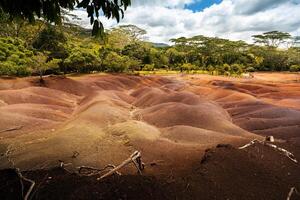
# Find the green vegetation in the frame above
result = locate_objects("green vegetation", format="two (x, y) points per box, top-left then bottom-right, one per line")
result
(0, 9), (300, 78)
(0, 0), (131, 36)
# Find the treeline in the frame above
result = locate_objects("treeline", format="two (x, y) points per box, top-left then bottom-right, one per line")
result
(0, 10), (300, 79)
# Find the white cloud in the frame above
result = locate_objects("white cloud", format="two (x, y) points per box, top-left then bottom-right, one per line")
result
(69, 0), (300, 44)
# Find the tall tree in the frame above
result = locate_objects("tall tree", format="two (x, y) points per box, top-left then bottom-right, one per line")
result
(252, 31), (291, 48)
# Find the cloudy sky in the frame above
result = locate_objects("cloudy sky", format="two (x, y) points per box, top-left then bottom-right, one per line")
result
(70, 0), (300, 44)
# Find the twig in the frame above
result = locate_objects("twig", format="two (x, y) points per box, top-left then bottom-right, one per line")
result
(0, 126), (23, 133)
(287, 187), (299, 200)
(97, 151), (143, 180)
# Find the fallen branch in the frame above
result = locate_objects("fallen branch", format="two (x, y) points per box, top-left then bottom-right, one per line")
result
(239, 139), (298, 164)
(0, 126), (23, 133)
(97, 151), (144, 180)
(287, 187), (299, 200)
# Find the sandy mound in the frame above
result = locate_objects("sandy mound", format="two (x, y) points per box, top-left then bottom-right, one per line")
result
(134, 102), (254, 137)
(105, 120), (161, 141)
(133, 90), (203, 108)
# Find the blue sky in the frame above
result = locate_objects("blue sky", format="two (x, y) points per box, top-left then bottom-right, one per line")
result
(185, 0), (223, 11)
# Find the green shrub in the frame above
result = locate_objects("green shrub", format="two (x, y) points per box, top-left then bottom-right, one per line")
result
(0, 61), (31, 76)
(289, 65), (300, 72)
(218, 64), (231, 75)
(64, 49), (100, 73)
(143, 64), (155, 71)
(0, 36), (34, 76)
(103, 52), (130, 73)
(181, 63), (197, 72)
(231, 64), (244, 75)
(246, 66), (255, 72)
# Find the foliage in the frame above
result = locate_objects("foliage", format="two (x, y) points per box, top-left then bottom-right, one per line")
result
(252, 31), (291, 48)
(289, 65), (300, 72)
(143, 64), (155, 71)
(32, 53), (61, 81)
(0, 0), (131, 37)
(0, 37), (33, 76)
(181, 63), (197, 72)
(64, 49), (100, 73)
(1, 17), (300, 77)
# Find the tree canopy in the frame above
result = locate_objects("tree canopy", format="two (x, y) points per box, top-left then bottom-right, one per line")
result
(252, 31), (291, 48)
(0, 0), (131, 36)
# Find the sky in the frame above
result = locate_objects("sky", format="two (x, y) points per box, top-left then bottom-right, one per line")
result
(70, 0), (300, 44)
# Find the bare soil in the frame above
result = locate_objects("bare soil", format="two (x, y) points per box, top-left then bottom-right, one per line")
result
(0, 72), (300, 199)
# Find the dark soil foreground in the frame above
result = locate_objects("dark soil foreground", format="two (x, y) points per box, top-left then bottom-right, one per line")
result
(1, 142), (300, 200)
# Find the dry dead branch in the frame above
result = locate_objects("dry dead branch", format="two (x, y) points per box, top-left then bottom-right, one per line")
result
(239, 139), (298, 164)
(97, 151), (143, 180)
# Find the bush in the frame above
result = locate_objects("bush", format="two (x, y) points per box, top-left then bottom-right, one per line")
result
(103, 52), (129, 73)
(64, 50), (100, 73)
(246, 66), (255, 72)
(218, 64), (231, 75)
(289, 65), (300, 72)
(0, 61), (31, 76)
(0, 37), (34, 76)
(143, 64), (155, 71)
(181, 63), (197, 72)
(231, 64), (244, 75)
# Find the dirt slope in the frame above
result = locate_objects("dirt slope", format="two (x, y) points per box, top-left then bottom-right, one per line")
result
(0, 72), (300, 199)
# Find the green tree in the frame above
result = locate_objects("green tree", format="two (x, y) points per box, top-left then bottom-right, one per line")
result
(33, 25), (68, 59)
(252, 31), (291, 48)
(32, 53), (60, 83)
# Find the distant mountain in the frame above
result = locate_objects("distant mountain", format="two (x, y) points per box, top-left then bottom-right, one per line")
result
(151, 43), (170, 47)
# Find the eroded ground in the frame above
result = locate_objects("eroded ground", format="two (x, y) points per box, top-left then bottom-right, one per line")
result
(0, 73), (300, 199)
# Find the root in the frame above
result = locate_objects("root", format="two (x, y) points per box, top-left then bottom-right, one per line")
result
(239, 139), (298, 164)
(4, 146), (35, 200)
(78, 165), (121, 176)
(98, 151), (144, 180)
(58, 151), (143, 179)
(287, 187), (299, 200)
